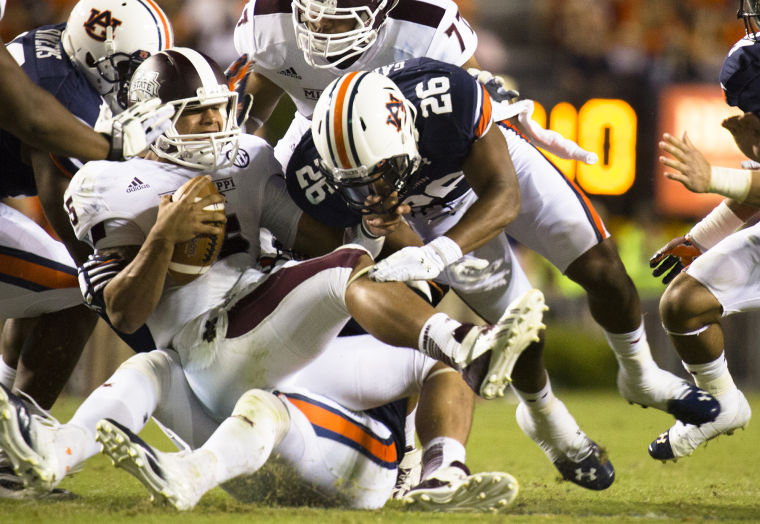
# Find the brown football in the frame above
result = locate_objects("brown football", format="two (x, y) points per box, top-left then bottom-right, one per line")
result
(167, 176), (225, 285)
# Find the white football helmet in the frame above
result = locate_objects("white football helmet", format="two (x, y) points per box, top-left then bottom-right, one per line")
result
(128, 47), (240, 171)
(0, 0), (6, 22)
(292, 0), (399, 68)
(62, 0), (174, 113)
(311, 71), (420, 212)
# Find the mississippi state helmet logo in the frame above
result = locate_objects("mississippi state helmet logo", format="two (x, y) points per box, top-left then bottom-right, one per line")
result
(385, 93), (404, 132)
(83, 8), (123, 41)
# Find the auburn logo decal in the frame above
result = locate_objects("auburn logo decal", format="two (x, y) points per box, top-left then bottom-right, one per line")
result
(386, 93), (404, 132)
(83, 8), (123, 41)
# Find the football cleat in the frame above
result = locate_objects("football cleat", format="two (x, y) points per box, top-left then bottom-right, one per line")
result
(460, 289), (547, 399)
(96, 418), (206, 511)
(617, 367), (720, 425)
(390, 446), (422, 500)
(0, 450), (76, 500)
(0, 385), (76, 495)
(648, 389), (751, 461)
(403, 461), (518, 513)
(516, 401), (614, 490)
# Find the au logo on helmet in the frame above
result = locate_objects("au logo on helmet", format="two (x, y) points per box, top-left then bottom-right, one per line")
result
(83, 9), (122, 41)
(385, 93), (404, 132)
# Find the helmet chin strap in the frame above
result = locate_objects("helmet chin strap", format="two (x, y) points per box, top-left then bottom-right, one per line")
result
(104, 25), (116, 58)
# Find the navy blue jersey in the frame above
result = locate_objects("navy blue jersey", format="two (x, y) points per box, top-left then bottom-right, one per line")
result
(286, 57), (492, 228)
(0, 23), (105, 198)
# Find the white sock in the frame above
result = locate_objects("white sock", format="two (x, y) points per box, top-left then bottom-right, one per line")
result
(67, 368), (158, 466)
(604, 319), (656, 374)
(404, 404), (417, 451)
(201, 415), (281, 489)
(0, 357), (16, 389)
(418, 313), (465, 368)
(420, 436), (466, 480)
(684, 352), (736, 397)
(512, 375), (554, 412)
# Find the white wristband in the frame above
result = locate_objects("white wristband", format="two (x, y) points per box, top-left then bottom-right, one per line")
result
(708, 166), (752, 201)
(344, 222), (384, 259)
(427, 236), (463, 267)
(688, 200), (744, 251)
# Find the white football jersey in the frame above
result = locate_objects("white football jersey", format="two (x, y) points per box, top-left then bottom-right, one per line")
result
(64, 134), (302, 348)
(233, 0), (477, 118)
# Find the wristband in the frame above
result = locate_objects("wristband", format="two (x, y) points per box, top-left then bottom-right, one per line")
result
(708, 166), (752, 201)
(427, 236), (463, 267)
(688, 200), (744, 250)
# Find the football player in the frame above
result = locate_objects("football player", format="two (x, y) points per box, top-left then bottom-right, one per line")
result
(0, 48), (543, 510)
(285, 59), (628, 491)
(232, 0), (719, 455)
(0, 0), (173, 416)
(0, 0), (172, 161)
(646, 26), (760, 460)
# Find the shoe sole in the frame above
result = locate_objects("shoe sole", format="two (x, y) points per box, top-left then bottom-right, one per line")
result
(650, 398), (752, 461)
(0, 387), (55, 493)
(403, 471), (518, 513)
(480, 289), (547, 399)
(96, 419), (190, 510)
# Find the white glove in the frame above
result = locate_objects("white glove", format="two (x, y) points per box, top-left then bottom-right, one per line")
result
(467, 67), (519, 103)
(369, 236), (462, 282)
(99, 98), (175, 160)
(491, 99), (598, 166)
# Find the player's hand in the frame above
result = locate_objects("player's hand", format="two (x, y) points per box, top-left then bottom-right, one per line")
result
(362, 192), (411, 237)
(153, 176), (226, 244)
(658, 132), (712, 193)
(105, 98), (175, 160)
(369, 236), (462, 282)
(467, 67), (519, 103)
(225, 54), (255, 126)
(649, 235), (702, 285)
(722, 112), (760, 163)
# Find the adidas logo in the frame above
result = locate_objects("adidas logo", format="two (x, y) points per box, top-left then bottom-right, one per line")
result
(126, 177), (150, 193)
(277, 67), (302, 80)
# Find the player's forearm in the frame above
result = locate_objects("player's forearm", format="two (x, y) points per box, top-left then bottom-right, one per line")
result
(103, 234), (173, 333)
(444, 189), (519, 254)
(0, 59), (110, 159)
(725, 198), (760, 221)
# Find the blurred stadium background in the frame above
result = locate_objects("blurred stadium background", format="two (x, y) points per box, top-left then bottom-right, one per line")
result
(2, 0), (759, 397)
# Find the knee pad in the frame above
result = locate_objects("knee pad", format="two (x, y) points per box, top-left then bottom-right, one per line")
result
(232, 389), (290, 440)
(118, 349), (181, 399)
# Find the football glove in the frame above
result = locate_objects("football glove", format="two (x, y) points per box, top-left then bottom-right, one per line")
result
(225, 54), (255, 126)
(649, 235), (702, 285)
(104, 98), (175, 160)
(78, 252), (127, 313)
(467, 67), (519, 103)
(369, 236), (464, 282)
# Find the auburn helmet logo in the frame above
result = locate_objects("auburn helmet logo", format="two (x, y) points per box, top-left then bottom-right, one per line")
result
(83, 8), (122, 41)
(385, 93), (404, 132)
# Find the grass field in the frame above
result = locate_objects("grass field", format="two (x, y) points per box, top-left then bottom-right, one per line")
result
(1, 390), (758, 523)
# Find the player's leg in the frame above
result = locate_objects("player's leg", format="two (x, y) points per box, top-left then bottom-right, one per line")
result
(0, 318), (32, 389)
(0, 348), (214, 494)
(500, 126), (715, 424)
(13, 305), (98, 409)
(403, 364), (519, 511)
(649, 229), (756, 460)
(437, 234), (614, 490)
(98, 388), (289, 511)
(0, 202), (95, 410)
(346, 252), (546, 399)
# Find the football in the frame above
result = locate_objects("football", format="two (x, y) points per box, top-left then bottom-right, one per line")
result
(167, 176), (225, 285)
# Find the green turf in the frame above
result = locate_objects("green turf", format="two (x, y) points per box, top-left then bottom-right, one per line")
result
(1, 390), (758, 523)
